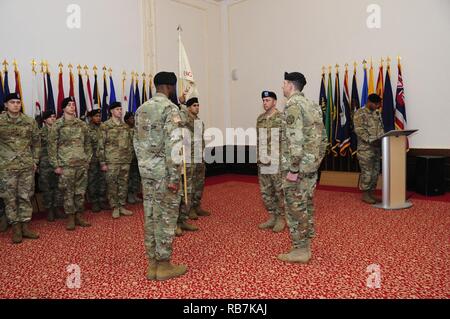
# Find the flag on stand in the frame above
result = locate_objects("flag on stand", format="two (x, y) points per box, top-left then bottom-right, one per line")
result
(337, 66), (352, 156)
(361, 63), (369, 108)
(78, 68), (87, 120)
(179, 28), (199, 99)
(46, 70), (56, 113)
(57, 64), (64, 117)
(105, 72), (116, 121)
(102, 71), (109, 122)
(331, 68), (340, 156)
(128, 74), (135, 113)
(382, 62), (395, 132)
(13, 61), (25, 112)
(0, 70), (4, 105)
(350, 64), (360, 155)
(325, 69), (333, 153)
(319, 70), (327, 125)
(142, 74), (148, 103)
(148, 75), (153, 99)
(368, 61), (375, 95)
(3, 64), (10, 96)
(93, 69), (101, 111)
(85, 67), (93, 113)
(68, 65), (77, 117)
(376, 60), (384, 98)
(135, 78), (141, 111)
(395, 59), (407, 132)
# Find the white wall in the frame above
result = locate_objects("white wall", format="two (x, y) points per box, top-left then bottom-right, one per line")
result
(227, 0), (450, 149)
(151, 0), (226, 145)
(0, 0), (144, 115)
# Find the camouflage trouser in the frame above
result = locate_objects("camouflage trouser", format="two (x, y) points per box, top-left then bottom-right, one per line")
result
(59, 167), (88, 215)
(283, 172), (318, 249)
(142, 177), (181, 261)
(88, 161), (107, 205)
(258, 167), (284, 216)
(105, 164), (130, 209)
(191, 163), (206, 209)
(128, 157), (141, 196)
(357, 149), (381, 191)
(178, 165), (194, 223)
(0, 168), (34, 224)
(39, 164), (63, 210)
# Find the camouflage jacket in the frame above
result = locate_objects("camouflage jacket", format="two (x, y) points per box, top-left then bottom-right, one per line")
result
(134, 93), (182, 185)
(179, 105), (205, 164)
(98, 119), (133, 165)
(281, 92), (327, 174)
(39, 125), (51, 167)
(48, 116), (92, 168)
(87, 123), (102, 163)
(353, 107), (384, 152)
(0, 112), (41, 171)
(256, 109), (283, 166)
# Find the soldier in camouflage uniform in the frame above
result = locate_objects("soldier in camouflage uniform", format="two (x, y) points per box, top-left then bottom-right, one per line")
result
(353, 94), (384, 204)
(278, 72), (327, 264)
(98, 102), (134, 219)
(0, 93), (40, 243)
(124, 112), (143, 205)
(257, 91), (286, 233)
(87, 109), (108, 212)
(185, 97), (211, 220)
(49, 97), (92, 231)
(39, 110), (64, 221)
(134, 72), (186, 281)
(174, 97), (199, 236)
(0, 105), (6, 233)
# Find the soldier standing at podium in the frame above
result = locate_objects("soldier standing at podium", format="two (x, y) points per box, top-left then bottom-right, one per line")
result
(353, 94), (384, 204)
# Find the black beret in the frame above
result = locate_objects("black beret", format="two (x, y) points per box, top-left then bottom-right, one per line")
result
(42, 110), (56, 120)
(368, 93), (382, 103)
(4, 93), (21, 103)
(109, 102), (122, 110)
(87, 109), (101, 117)
(186, 97), (199, 107)
(284, 72), (307, 86)
(62, 96), (76, 109)
(154, 72), (177, 86)
(261, 91), (277, 100)
(124, 112), (134, 121)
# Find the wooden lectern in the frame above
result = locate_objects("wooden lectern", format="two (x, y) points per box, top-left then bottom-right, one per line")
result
(374, 129), (418, 210)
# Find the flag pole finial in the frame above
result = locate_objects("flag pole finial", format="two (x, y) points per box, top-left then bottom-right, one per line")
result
(43, 60), (49, 74)
(177, 25), (183, 32)
(2, 60), (8, 72)
(362, 60), (368, 69)
(122, 71), (126, 80)
(321, 66), (325, 75)
(68, 64), (73, 74)
(39, 60), (45, 73)
(58, 63), (63, 73)
(83, 65), (89, 76)
(328, 65), (332, 74)
(108, 67), (112, 75)
(77, 64), (82, 75)
(345, 63), (349, 71)
(93, 65), (98, 75)
(31, 59), (37, 74)
(335, 64), (340, 73)
(12, 59), (18, 71)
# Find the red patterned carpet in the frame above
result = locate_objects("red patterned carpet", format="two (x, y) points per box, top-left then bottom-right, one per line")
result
(0, 175), (449, 299)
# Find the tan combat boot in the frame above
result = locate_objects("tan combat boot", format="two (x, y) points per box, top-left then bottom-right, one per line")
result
(0, 214), (8, 233)
(156, 260), (187, 281)
(146, 260), (157, 280)
(362, 191), (376, 204)
(112, 208), (120, 219)
(258, 215), (277, 230)
(188, 208), (199, 220)
(369, 190), (381, 203)
(12, 223), (22, 244)
(277, 246), (311, 264)
(120, 207), (134, 216)
(272, 215), (286, 233)
(179, 221), (199, 232)
(21, 223), (39, 239)
(195, 206), (211, 217)
(175, 225), (183, 237)
(75, 213), (91, 227)
(66, 214), (76, 231)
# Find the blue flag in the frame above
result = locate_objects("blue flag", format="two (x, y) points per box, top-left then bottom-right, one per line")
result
(350, 71), (360, 155)
(0, 72), (4, 104)
(4, 70), (10, 96)
(361, 67), (368, 108)
(382, 67), (395, 132)
(128, 79), (134, 113)
(109, 76), (117, 105)
(46, 72), (56, 113)
(319, 73), (327, 125)
(101, 76), (109, 122)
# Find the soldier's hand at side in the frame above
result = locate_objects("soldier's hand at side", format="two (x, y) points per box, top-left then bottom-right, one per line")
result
(168, 183), (179, 193)
(101, 164), (108, 172)
(286, 172), (299, 182)
(55, 167), (63, 175)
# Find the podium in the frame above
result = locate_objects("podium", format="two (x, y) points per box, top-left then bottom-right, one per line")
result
(374, 129), (418, 210)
